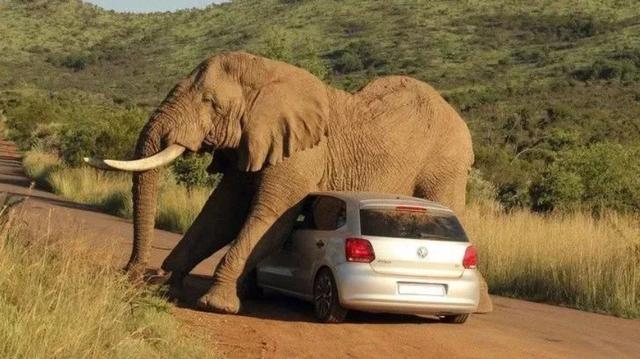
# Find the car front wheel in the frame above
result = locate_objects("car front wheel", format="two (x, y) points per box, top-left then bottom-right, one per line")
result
(313, 268), (347, 323)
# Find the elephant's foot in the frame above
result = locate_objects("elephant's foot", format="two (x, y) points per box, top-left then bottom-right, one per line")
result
(475, 295), (493, 313)
(124, 261), (147, 284)
(196, 283), (240, 314)
(475, 278), (493, 314)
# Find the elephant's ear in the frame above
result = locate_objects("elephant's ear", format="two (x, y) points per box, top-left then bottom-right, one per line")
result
(237, 78), (329, 172)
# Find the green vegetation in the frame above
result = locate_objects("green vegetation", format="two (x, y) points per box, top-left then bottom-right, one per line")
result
(0, 197), (213, 358)
(531, 143), (640, 213)
(1, 0), (639, 212)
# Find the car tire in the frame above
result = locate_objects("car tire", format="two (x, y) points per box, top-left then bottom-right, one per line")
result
(441, 314), (469, 324)
(313, 268), (347, 323)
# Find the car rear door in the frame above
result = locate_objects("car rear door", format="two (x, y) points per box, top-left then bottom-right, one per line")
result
(289, 195), (347, 296)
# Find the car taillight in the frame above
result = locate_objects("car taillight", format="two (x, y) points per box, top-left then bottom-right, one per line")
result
(345, 238), (375, 263)
(463, 245), (478, 269)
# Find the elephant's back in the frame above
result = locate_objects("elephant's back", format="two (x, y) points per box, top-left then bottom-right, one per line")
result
(354, 76), (454, 125)
(353, 76), (470, 150)
(324, 76), (472, 194)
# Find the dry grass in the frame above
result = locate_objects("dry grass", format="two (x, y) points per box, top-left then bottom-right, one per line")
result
(464, 200), (640, 318)
(23, 151), (211, 233)
(0, 197), (214, 358)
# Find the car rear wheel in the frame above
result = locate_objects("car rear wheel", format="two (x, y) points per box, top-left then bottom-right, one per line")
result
(441, 314), (469, 324)
(313, 269), (347, 323)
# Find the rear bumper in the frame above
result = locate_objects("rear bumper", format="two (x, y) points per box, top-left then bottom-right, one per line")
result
(333, 263), (480, 315)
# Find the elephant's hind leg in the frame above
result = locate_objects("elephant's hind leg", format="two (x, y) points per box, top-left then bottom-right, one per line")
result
(413, 167), (493, 314)
(413, 164), (468, 216)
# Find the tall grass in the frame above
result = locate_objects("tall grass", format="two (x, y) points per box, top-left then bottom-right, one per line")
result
(465, 200), (640, 318)
(23, 151), (211, 233)
(0, 199), (214, 358)
(23, 151), (640, 318)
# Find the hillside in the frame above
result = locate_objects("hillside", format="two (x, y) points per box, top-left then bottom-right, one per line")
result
(1, 0), (639, 211)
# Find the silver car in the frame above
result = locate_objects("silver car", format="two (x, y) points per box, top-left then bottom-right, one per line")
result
(256, 192), (480, 323)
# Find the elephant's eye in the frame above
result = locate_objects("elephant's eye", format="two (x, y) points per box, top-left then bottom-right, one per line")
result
(203, 95), (223, 114)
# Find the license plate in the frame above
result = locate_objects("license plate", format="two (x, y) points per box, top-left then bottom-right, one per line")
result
(398, 282), (445, 296)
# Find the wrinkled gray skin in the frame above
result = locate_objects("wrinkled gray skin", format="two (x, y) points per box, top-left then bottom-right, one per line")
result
(107, 52), (491, 314)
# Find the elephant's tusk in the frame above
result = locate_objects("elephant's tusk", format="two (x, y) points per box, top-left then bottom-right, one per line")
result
(83, 157), (114, 170)
(83, 144), (186, 172)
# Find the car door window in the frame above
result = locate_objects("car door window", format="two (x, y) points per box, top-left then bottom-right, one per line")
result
(294, 195), (346, 231)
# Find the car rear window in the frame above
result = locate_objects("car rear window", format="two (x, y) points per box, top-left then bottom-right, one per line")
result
(359, 206), (468, 242)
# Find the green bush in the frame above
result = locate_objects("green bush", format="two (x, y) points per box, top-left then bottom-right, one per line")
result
(326, 40), (387, 76)
(466, 169), (497, 204)
(511, 48), (548, 65)
(2, 89), (146, 165)
(331, 51), (363, 74)
(46, 52), (96, 71)
(469, 12), (610, 43)
(572, 52), (640, 82)
(531, 143), (640, 213)
(172, 153), (219, 188)
(253, 26), (328, 79)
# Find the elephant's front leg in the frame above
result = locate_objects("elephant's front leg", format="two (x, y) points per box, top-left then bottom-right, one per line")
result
(196, 172), (318, 314)
(160, 170), (256, 295)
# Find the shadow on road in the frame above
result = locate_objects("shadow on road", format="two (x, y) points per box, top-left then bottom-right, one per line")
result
(177, 273), (438, 325)
(1, 189), (133, 220)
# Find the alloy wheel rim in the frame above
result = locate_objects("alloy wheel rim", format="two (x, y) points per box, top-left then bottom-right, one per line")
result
(315, 274), (332, 318)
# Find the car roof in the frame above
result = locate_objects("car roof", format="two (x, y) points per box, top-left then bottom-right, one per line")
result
(308, 191), (453, 212)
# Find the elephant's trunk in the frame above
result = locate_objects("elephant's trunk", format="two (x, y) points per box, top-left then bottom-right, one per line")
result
(127, 120), (165, 277)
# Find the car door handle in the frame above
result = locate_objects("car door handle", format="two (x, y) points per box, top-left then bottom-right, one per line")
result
(316, 240), (325, 248)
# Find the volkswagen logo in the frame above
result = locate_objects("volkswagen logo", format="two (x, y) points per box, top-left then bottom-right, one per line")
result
(417, 247), (429, 258)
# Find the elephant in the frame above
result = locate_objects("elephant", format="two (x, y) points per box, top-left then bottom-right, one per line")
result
(86, 51), (492, 314)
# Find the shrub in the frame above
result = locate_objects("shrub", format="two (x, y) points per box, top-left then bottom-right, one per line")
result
(46, 52), (96, 71)
(531, 143), (640, 213)
(254, 26), (328, 79)
(466, 169), (497, 204)
(572, 58), (639, 82)
(2, 90), (146, 164)
(469, 13), (610, 42)
(327, 40), (386, 76)
(60, 53), (91, 71)
(172, 153), (218, 188)
(21, 150), (60, 190)
(59, 125), (97, 166)
(511, 48), (548, 65)
(331, 51), (363, 74)
(497, 182), (531, 211)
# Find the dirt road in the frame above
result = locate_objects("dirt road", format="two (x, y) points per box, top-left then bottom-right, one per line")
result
(2, 139), (638, 359)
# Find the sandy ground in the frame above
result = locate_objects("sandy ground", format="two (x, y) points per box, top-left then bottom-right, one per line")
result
(2, 139), (638, 359)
